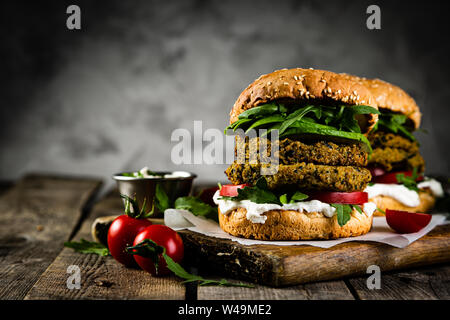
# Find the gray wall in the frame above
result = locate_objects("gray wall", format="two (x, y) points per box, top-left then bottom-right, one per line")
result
(1, 0), (449, 187)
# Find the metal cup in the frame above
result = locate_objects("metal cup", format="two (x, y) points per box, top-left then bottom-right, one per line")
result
(112, 171), (196, 218)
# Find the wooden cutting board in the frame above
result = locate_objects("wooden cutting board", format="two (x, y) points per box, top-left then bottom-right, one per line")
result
(92, 216), (450, 287)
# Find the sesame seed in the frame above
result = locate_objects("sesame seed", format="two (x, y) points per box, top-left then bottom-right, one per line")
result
(293, 75), (298, 80)
(267, 81), (272, 85)
(283, 82), (289, 86)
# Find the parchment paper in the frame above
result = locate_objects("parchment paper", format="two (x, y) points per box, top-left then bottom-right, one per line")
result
(164, 209), (449, 249)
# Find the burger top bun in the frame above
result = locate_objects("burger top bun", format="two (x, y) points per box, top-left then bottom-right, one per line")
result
(230, 68), (421, 130)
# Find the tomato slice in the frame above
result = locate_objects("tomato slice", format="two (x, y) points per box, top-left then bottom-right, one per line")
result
(385, 209), (432, 233)
(372, 171), (424, 184)
(308, 191), (368, 205)
(369, 167), (386, 177)
(219, 184), (250, 197)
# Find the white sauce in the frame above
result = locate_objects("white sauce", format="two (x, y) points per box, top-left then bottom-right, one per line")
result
(137, 167), (190, 179)
(213, 190), (372, 224)
(417, 178), (444, 198)
(363, 202), (377, 217)
(364, 183), (420, 207)
(365, 177), (445, 207)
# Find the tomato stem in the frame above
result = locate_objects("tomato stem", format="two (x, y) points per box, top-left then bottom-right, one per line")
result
(126, 239), (165, 274)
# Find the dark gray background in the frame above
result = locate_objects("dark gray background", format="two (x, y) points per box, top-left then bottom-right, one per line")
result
(1, 0), (449, 186)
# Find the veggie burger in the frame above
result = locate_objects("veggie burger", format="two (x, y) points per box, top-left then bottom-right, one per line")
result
(213, 68), (444, 240)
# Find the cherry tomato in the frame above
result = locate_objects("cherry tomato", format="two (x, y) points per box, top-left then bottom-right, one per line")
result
(219, 184), (250, 197)
(308, 191), (368, 205)
(385, 209), (432, 233)
(132, 225), (184, 276)
(107, 215), (152, 266)
(369, 167), (386, 177)
(198, 186), (220, 207)
(372, 171), (424, 184)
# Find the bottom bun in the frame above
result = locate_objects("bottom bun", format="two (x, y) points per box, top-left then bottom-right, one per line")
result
(371, 191), (436, 216)
(218, 207), (373, 240)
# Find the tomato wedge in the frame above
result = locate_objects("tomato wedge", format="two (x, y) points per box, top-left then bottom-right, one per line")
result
(385, 209), (432, 233)
(372, 171), (424, 184)
(219, 184), (250, 197)
(308, 191), (368, 205)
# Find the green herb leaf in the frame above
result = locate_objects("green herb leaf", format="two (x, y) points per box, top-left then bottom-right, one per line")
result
(154, 184), (170, 212)
(64, 239), (110, 256)
(163, 253), (253, 287)
(245, 114), (284, 133)
(290, 191), (309, 203)
(279, 194), (288, 205)
(175, 196), (218, 222)
(238, 103), (279, 119)
(376, 207), (386, 215)
(374, 111), (416, 141)
(396, 167), (420, 192)
(331, 204), (352, 227)
(352, 204), (363, 214)
(279, 105), (316, 135)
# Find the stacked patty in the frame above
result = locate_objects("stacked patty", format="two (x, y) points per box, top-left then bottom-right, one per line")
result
(226, 136), (371, 192)
(368, 131), (425, 173)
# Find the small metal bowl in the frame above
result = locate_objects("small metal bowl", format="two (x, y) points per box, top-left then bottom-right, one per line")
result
(113, 171), (196, 218)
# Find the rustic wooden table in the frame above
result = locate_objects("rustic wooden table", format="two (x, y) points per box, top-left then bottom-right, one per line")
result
(1, 174), (449, 300)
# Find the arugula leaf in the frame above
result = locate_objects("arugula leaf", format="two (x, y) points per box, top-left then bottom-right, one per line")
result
(64, 239), (110, 256)
(352, 204), (363, 214)
(238, 103), (279, 119)
(245, 114), (284, 133)
(374, 112), (416, 141)
(396, 167), (420, 192)
(163, 253), (253, 287)
(290, 191), (309, 203)
(279, 105), (317, 135)
(235, 183), (280, 204)
(279, 194), (289, 205)
(175, 196), (218, 222)
(225, 104), (380, 151)
(220, 178), (308, 205)
(154, 183), (170, 213)
(331, 204), (352, 227)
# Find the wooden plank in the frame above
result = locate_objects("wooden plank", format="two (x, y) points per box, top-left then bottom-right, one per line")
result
(197, 279), (354, 300)
(346, 264), (450, 300)
(180, 225), (450, 286)
(0, 174), (101, 300)
(25, 189), (186, 300)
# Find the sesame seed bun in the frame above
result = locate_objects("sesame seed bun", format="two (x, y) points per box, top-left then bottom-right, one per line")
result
(218, 207), (373, 240)
(371, 190), (436, 216)
(230, 68), (421, 130)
